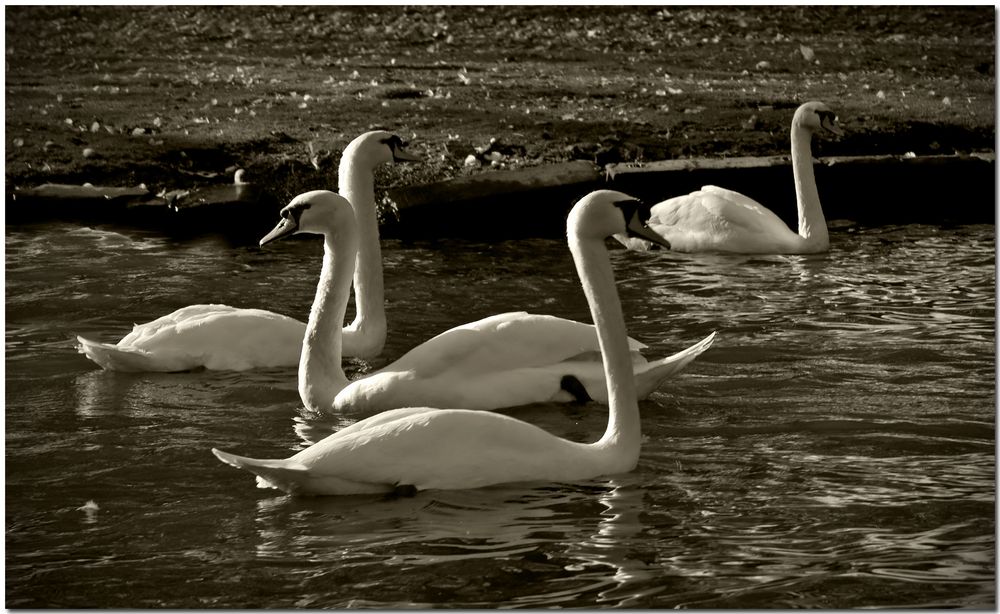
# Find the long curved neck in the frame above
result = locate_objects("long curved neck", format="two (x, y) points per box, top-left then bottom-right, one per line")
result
(339, 151), (386, 351)
(299, 230), (357, 412)
(790, 125), (830, 249)
(569, 234), (641, 468)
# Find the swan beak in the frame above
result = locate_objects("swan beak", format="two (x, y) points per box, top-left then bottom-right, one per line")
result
(620, 199), (672, 250)
(259, 216), (298, 246)
(822, 115), (844, 137)
(626, 214), (671, 250)
(392, 147), (423, 163)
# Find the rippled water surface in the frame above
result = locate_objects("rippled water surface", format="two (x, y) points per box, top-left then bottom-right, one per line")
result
(5, 221), (995, 608)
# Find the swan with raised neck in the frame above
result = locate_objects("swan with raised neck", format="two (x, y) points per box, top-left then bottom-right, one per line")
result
(212, 189), (673, 495)
(73, 131), (419, 372)
(339, 131), (421, 359)
(256, 186), (715, 415)
(616, 101), (842, 254)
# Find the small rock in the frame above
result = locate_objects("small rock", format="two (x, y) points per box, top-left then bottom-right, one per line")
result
(82, 147), (98, 158)
(755, 60), (771, 70)
(942, 96), (952, 106)
(799, 45), (815, 62)
(463, 154), (480, 168)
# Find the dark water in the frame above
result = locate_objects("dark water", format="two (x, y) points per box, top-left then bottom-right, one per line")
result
(5, 221), (995, 608)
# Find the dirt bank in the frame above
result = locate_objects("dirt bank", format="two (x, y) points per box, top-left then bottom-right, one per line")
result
(5, 5), (995, 212)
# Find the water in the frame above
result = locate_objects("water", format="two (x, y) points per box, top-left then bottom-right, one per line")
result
(5, 221), (995, 608)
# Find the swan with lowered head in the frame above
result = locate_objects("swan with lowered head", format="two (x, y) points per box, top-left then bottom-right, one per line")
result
(616, 101), (842, 254)
(74, 131), (420, 372)
(211, 189), (683, 495)
(254, 189), (715, 415)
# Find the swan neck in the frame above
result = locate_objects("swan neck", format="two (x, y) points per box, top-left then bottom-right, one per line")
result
(790, 126), (829, 248)
(569, 234), (641, 460)
(300, 232), (356, 410)
(340, 154), (386, 345)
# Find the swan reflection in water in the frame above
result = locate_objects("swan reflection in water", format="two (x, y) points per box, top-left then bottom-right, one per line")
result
(247, 476), (664, 607)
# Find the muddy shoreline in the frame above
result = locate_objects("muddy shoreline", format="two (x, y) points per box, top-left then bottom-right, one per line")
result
(5, 6), (995, 235)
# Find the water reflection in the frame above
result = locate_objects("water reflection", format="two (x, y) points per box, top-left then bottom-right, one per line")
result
(246, 477), (664, 608)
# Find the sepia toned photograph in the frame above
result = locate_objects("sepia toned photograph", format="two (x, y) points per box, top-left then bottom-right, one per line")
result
(5, 4), (995, 609)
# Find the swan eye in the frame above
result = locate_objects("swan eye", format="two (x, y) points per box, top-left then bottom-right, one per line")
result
(612, 198), (651, 225)
(283, 202), (311, 222)
(382, 135), (408, 151)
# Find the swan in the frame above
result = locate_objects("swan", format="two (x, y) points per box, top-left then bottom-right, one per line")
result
(75, 131), (420, 372)
(211, 189), (692, 495)
(616, 101), (843, 254)
(254, 189), (715, 416)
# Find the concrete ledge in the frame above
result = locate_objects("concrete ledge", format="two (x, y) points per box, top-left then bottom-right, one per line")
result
(383, 160), (603, 239)
(6, 153), (994, 242)
(605, 153), (996, 228)
(8, 181), (277, 243)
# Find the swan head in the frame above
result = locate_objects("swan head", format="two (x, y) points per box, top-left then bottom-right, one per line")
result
(342, 130), (422, 170)
(794, 101), (843, 137)
(259, 190), (356, 246)
(569, 190), (671, 249)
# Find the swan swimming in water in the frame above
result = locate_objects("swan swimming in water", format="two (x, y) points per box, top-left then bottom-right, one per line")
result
(254, 190), (715, 415)
(74, 131), (420, 372)
(211, 189), (694, 495)
(616, 101), (843, 254)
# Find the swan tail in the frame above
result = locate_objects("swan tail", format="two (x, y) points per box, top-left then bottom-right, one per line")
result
(76, 336), (166, 372)
(211, 448), (310, 493)
(634, 331), (717, 398)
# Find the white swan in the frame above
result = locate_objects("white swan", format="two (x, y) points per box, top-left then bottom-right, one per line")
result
(211, 189), (692, 495)
(255, 189), (715, 416)
(616, 101), (843, 254)
(75, 131), (420, 372)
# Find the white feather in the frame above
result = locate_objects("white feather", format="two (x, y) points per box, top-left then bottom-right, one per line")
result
(617, 101), (840, 254)
(75, 131), (414, 371)
(275, 191), (714, 415)
(213, 190), (701, 495)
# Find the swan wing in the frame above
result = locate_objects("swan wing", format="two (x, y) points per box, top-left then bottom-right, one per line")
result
(83, 304), (306, 371)
(381, 311), (645, 379)
(531, 330), (717, 404)
(641, 186), (798, 252)
(337, 332), (716, 413)
(653, 186), (790, 236)
(76, 335), (179, 372)
(631, 330), (717, 398)
(218, 409), (597, 495)
(340, 366), (573, 412)
(117, 304), (242, 345)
